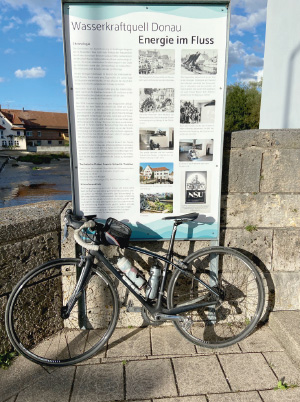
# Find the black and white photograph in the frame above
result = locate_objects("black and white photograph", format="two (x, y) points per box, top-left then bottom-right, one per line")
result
(140, 163), (173, 184)
(140, 192), (173, 213)
(179, 139), (214, 161)
(140, 88), (174, 113)
(139, 127), (174, 150)
(181, 49), (218, 75)
(139, 49), (175, 75)
(185, 171), (207, 204)
(180, 100), (215, 124)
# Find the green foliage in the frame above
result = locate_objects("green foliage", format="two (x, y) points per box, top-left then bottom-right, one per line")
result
(17, 153), (69, 165)
(225, 81), (262, 132)
(0, 351), (18, 370)
(165, 203), (173, 213)
(245, 225), (258, 233)
(274, 380), (297, 390)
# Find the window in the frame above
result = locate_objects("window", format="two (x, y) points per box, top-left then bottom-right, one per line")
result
(0, 131), (3, 139)
(2, 140), (7, 146)
(48, 140), (52, 144)
(14, 140), (19, 146)
(37, 140), (41, 146)
(38, 131), (41, 137)
(17, 131), (20, 136)
(26, 131), (33, 137)
(8, 140), (13, 146)
(59, 133), (62, 137)
(59, 140), (63, 145)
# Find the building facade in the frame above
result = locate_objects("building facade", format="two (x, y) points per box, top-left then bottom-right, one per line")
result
(0, 110), (26, 150)
(0, 108), (68, 151)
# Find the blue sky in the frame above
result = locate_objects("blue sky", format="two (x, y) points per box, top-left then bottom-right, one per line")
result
(0, 0), (267, 112)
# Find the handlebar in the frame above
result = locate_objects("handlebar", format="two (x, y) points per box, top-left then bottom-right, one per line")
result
(73, 220), (100, 251)
(64, 210), (100, 251)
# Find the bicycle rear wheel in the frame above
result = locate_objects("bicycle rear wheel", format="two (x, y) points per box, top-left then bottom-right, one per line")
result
(5, 258), (119, 366)
(167, 247), (264, 348)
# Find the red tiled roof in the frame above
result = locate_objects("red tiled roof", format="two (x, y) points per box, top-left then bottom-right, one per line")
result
(0, 125), (5, 130)
(151, 167), (169, 171)
(11, 126), (25, 131)
(1, 109), (68, 130)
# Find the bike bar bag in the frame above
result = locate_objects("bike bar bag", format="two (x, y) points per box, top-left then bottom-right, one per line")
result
(103, 218), (132, 248)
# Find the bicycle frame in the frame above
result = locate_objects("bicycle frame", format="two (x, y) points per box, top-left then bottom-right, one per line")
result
(83, 219), (221, 319)
(92, 247), (220, 318)
(64, 219), (221, 324)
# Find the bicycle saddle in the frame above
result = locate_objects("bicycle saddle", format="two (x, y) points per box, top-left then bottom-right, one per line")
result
(162, 213), (198, 221)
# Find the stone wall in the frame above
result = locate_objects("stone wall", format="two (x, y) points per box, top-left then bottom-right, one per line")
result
(0, 201), (68, 353)
(222, 129), (300, 313)
(1, 129), (300, 352)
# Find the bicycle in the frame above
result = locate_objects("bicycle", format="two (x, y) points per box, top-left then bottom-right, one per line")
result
(5, 210), (265, 367)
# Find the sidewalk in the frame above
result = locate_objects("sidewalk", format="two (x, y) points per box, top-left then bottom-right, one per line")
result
(2, 325), (300, 402)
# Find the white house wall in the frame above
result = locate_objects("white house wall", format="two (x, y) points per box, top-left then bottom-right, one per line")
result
(260, 0), (300, 129)
(0, 114), (26, 150)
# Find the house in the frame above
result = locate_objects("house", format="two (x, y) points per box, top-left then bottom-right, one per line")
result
(0, 108), (68, 151)
(142, 165), (170, 181)
(0, 110), (26, 150)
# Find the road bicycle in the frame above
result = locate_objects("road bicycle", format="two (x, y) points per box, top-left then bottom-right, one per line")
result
(5, 210), (265, 367)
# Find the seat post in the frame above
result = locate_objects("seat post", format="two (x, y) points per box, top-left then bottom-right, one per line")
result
(166, 220), (180, 260)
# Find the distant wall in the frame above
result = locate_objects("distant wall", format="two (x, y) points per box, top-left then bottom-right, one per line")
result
(27, 146), (70, 153)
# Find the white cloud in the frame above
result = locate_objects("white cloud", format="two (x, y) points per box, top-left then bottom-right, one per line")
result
(2, 21), (14, 32)
(2, 14), (22, 32)
(229, 40), (264, 84)
(61, 79), (66, 93)
(15, 66), (46, 79)
(25, 32), (36, 42)
(244, 53), (264, 68)
(4, 48), (15, 54)
(1, 0), (62, 38)
(0, 77), (5, 83)
(30, 12), (62, 38)
(231, 8), (267, 36)
(229, 40), (264, 69)
(231, 0), (267, 14)
(234, 68), (264, 84)
(228, 40), (246, 67)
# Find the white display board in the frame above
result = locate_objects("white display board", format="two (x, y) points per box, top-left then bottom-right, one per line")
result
(62, 1), (230, 240)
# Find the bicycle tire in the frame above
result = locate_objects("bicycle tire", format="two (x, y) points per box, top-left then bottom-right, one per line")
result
(5, 258), (119, 366)
(167, 247), (264, 348)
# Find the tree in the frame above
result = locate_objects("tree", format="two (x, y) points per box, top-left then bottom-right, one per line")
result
(225, 81), (262, 132)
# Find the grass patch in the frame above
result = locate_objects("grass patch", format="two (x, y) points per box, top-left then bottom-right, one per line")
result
(274, 380), (298, 390)
(245, 225), (258, 233)
(0, 351), (18, 370)
(17, 153), (69, 165)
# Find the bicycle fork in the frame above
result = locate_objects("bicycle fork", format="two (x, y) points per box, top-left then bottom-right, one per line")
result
(61, 255), (93, 323)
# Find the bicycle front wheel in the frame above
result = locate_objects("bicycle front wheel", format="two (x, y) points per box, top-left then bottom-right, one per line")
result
(167, 247), (264, 348)
(5, 258), (119, 366)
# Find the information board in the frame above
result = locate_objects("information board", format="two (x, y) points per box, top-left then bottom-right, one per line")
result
(62, 0), (230, 240)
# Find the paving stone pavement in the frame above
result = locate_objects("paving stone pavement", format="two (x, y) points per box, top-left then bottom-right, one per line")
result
(2, 325), (300, 402)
